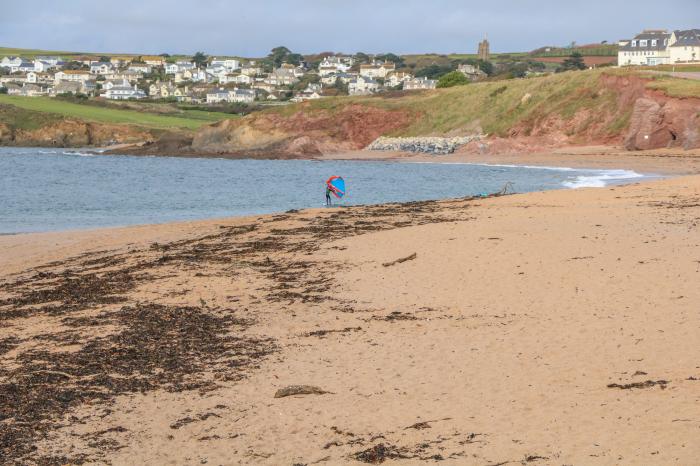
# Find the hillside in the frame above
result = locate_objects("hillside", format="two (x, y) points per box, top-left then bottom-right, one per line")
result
(0, 95), (239, 147)
(183, 69), (700, 157)
(1, 69), (698, 155)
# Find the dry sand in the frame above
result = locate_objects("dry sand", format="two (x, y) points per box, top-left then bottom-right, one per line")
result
(1, 154), (700, 465)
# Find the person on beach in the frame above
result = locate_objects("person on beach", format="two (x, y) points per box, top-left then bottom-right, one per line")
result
(325, 185), (333, 206)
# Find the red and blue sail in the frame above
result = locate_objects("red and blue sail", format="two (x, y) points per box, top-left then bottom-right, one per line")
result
(326, 176), (345, 199)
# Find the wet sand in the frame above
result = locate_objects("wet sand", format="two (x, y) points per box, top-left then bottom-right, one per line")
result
(1, 161), (700, 464)
(322, 145), (700, 176)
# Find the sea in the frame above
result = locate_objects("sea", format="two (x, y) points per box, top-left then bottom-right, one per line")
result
(0, 147), (651, 234)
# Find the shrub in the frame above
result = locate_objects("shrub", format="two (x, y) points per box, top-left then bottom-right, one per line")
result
(437, 71), (470, 88)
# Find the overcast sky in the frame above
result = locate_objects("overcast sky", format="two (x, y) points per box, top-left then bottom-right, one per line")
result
(1, 0), (698, 57)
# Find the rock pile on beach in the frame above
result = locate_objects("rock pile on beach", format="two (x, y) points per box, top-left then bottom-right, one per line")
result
(367, 135), (484, 154)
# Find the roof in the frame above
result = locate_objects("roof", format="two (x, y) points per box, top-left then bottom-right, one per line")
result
(671, 29), (700, 47)
(619, 30), (671, 51)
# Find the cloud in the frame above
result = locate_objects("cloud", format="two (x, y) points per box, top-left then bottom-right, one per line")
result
(1, 0), (698, 56)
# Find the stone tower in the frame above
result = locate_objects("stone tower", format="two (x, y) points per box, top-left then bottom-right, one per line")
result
(478, 38), (490, 61)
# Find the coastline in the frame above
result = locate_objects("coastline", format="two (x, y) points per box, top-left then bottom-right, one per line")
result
(2, 173), (699, 464)
(2, 149), (700, 463)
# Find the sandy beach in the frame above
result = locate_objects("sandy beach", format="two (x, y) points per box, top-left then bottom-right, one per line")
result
(2, 152), (700, 465)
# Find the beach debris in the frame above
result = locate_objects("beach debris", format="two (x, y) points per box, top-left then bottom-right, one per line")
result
(170, 412), (221, 429)
(353, 444), (410, 463)
(274, 385), (331, 398)
(370, 311), (418, 322)
(607, 379), (669, 390)
(404, 421), (431, 430)
(305, 327), (362, 338)
(382, 253), (417, 267)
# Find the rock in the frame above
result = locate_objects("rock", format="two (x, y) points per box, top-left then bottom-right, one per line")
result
(274, 385), (331, 398)
(366, 135), (484, 155)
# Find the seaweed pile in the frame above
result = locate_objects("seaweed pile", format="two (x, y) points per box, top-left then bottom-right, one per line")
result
(0, 194), (487, 463)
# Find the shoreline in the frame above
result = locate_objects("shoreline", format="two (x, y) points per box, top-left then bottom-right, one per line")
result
(2, 173), (699, 464)
(0, 150), (669, 239)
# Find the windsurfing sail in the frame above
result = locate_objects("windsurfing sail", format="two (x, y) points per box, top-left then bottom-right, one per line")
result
(326, 176), (346, 199)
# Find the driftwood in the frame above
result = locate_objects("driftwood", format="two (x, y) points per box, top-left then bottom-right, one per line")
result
(274, 385), (331, 398)
(382, 253), (417, 267)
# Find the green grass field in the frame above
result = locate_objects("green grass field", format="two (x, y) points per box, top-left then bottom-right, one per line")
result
(0, 95), (237, 130)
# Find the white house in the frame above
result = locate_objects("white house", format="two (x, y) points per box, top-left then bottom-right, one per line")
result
(618, 30), (671, 66)
(206, 87), (255, 104)
(210, 58), (240, 72)
(348, 75), (379, 95)
(318, 56), (353, 76)
(103, 78), (131, 90)
(102, 84), (147, 100)
(240, 64), (263, 76)
(403, 77), (437, 90)
(105, 70), (143, 82)
(384, 72), (412, 88)
(54, 70), (92, 83)
(230, 88), (256, 103)
(90, 62), (115, 75)
(0, 56), (22, 69)
(33, 60), (54, 72)
(669, 29), (700, 63)
(128, 63), (152, 74)
(7, 83), (48, 97)
(141, 56), (165, 67)
(35, 56), (62, 66)
(166, 61), (196, 74)
(457, 64), (487, 80)
(359, 61), (396, 79)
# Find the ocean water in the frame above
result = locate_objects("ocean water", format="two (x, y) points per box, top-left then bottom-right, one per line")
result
(0, 147), (649, 234)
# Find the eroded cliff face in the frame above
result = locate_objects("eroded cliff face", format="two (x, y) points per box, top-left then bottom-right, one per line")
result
(623, 96), (699, 150)
(190, 104), (416, 157)
(462, 74), (700, 155)
(1, 119), (153, 148)
(186, 74), (699, 158)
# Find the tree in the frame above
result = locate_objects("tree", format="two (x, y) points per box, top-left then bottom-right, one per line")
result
(353, 52), (370, 64)
(477, 59), (494, 76)
(99, 56), (111, 63)
(286, 53), (304, 66)
(333, 77), (349, 95)
(557, 52), (586, 72)
(0, 86), (7, 95)
(415, 64), (454, 79)
(375, 53), (404, 67)
(437, 71), (470, 88)
(63, 61), (88, 70)
(192, 52), (208, 68)
(267, 46), (292, 68)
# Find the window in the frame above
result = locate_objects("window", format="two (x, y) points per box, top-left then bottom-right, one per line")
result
(640, 40), (648, 47)
(632, 40), (637, 47)
(651, 39), (657, 46)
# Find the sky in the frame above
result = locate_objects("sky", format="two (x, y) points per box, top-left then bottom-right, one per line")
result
(1, 0), (698, 57)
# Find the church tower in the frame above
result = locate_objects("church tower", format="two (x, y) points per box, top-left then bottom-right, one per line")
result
(478, 38), (490, 61)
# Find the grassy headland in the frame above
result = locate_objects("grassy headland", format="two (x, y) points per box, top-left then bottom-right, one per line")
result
(0, 95), (237, 130)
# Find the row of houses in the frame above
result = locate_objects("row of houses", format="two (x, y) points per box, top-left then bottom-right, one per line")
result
(618, 29), (700, 66)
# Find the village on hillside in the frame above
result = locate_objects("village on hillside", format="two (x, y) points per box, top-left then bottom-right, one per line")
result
(0, 28), (698, 105)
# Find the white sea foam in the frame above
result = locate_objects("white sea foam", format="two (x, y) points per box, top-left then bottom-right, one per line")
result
(62, 151), (95, 157)
(561, 169), (646, 189)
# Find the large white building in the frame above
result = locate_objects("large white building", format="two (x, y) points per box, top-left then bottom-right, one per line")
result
(618, 30), (671, 66)
(101, 84), (147, 100)
(669, 29), (700, 63)
(618, 28), (700, 66)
